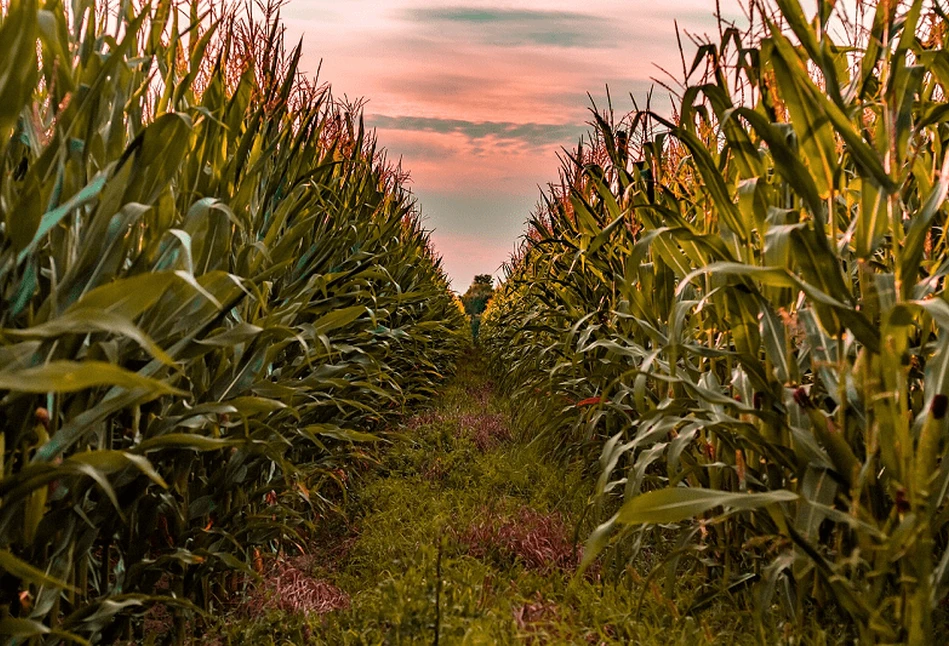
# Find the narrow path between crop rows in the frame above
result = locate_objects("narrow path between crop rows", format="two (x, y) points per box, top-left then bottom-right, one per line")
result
(210, 350), (759, 645)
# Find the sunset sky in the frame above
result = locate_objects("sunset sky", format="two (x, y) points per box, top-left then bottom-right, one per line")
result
(281, 1), (746, 291)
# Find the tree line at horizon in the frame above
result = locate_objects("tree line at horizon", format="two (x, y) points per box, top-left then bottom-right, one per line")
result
(461, 274), (495, 340)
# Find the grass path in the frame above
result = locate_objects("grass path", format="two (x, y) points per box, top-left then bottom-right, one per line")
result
(215, 350), (765, 645)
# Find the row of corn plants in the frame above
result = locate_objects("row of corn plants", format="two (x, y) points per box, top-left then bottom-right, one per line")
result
(482, 0), (949, 642)
(0, 0), (466, 642)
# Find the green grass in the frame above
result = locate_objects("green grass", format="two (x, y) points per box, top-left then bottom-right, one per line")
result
(206, 351), (829, 645)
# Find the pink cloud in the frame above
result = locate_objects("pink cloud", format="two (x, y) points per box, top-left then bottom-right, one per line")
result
(280, 0), (749, 286)
(375, 127), (565, 195)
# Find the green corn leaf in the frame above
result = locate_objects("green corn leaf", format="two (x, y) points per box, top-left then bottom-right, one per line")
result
(767, 34), (838, 199)
(0, 0), (39, 143)
(118, 112), (193, 204)
(769, 29), (894, 192)
(312, 306), (367, 334)
(730, 107), (824, 217)
(15, 173), (108, 260)
(758, 296), (791, 384)
(0, 617), (89, 644)
(196, 322), (264, 347)
(901, 151), (949, 298)
(578, 515), (618, 573)
(856, 178), (889, 259)
(674, 128), (749, 242)
(305, 424), (383, 443)
(0, 549), (79, 591)
(225, 396), (288, 415)
(65, 450), (168, 488)
(4, 309), (176, 366)
(616, 487), (798, 525)
(135, 433), (243, 453)
(64, 272), (182, 319)
(677, 262), (796, 295)
(0, 361), (185, 395)
(772, 0), (823, 70)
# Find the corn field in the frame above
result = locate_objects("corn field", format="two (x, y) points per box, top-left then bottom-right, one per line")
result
(482, 0), (949, 642)
(0, 0), (465, 642)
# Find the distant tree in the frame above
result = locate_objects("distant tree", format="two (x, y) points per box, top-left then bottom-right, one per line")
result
(461, 274), (495, 339)
(461, 274), (494, 316)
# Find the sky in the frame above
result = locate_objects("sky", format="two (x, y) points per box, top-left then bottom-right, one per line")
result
(280, 0), (747, 292)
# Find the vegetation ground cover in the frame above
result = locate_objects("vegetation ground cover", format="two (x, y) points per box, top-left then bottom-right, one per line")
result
(211, 350), (784, 645)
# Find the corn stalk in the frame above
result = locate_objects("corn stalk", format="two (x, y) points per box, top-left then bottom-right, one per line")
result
(0, 0), (466, 642)
(483, 0), (949, 641)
